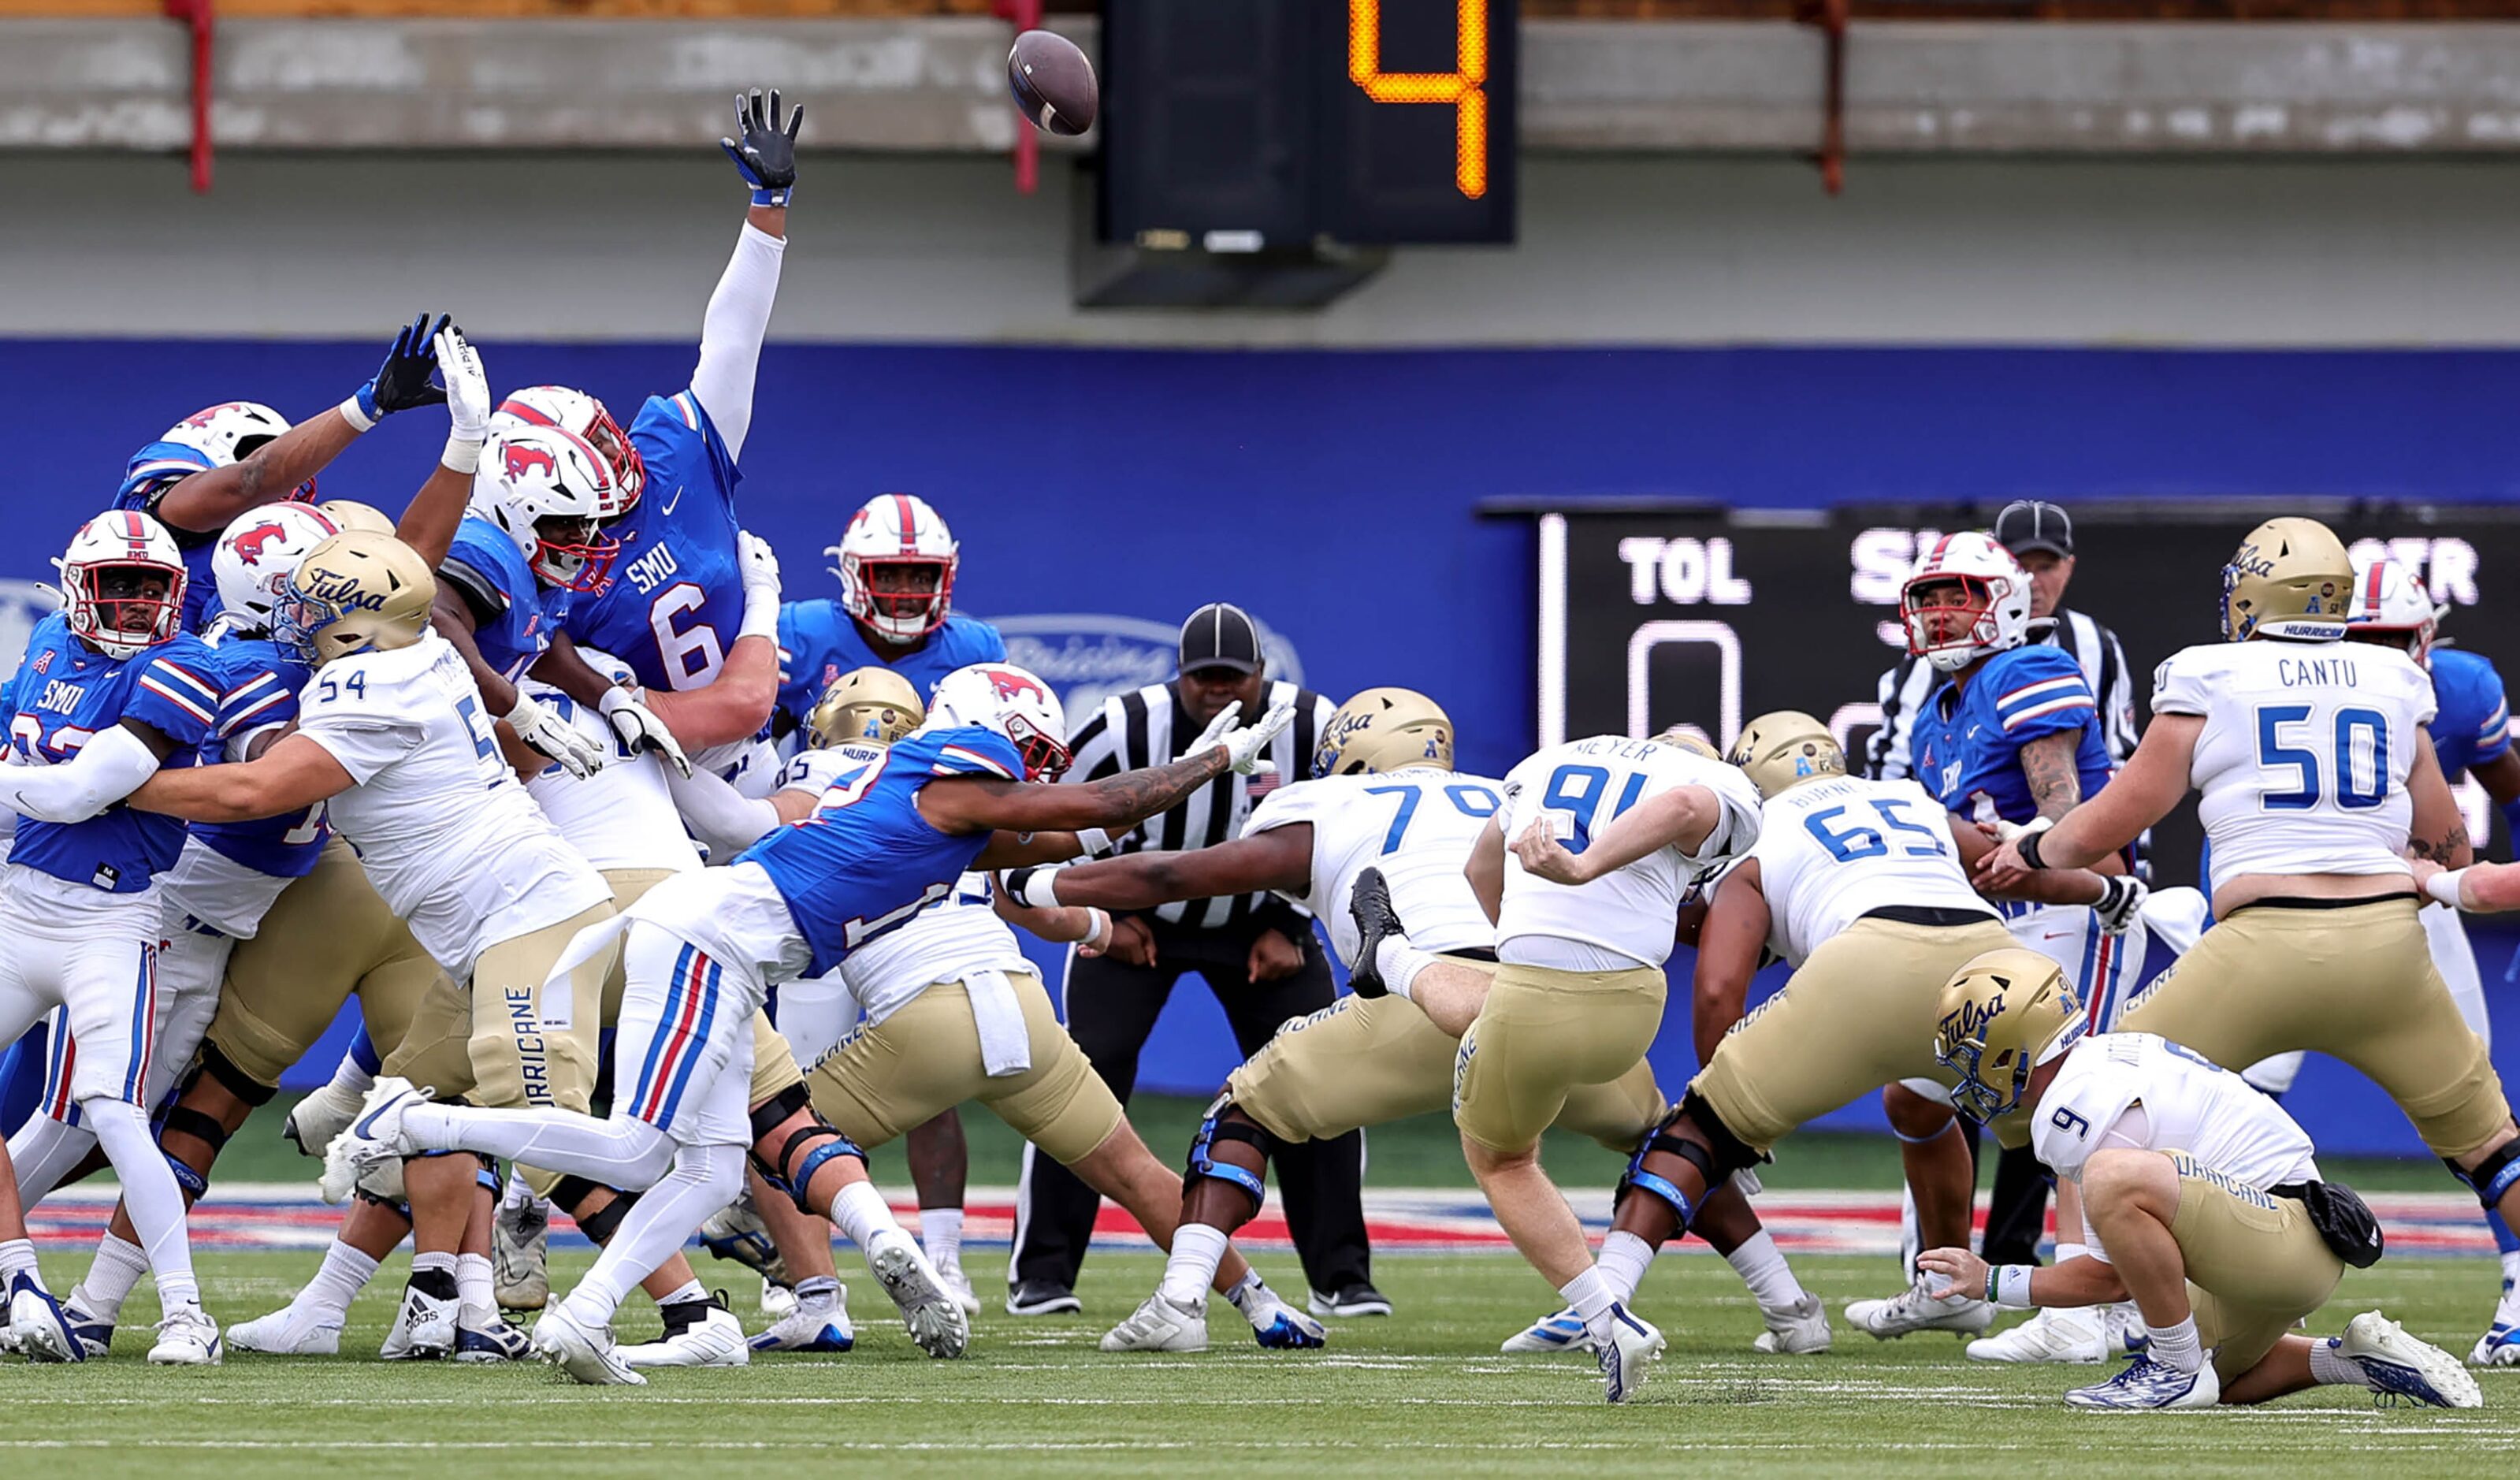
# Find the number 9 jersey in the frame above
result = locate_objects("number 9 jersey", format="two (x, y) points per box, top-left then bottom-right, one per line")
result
(1241, 768), (1507, 967)
(2154, 636), (2436, 894)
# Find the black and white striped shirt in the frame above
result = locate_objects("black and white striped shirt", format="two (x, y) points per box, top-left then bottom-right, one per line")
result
(1866, 607), (2139, 781)
(1068, 679), (1335, 931)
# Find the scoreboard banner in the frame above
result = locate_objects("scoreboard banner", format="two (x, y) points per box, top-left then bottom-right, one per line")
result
(1525, 504), (2520, 886)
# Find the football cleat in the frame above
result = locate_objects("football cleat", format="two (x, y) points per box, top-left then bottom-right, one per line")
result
(1596, 1303), (1665, 1404)
(379, 1280), (459, 1361)
(1966, 1306), (2106, 1364)
(1344, 869), (1405, 999)
(2064, 1354), (2219, 1411)
(621, 1295), (751, 1370)
(1005, 1278), (1081, 1318)
(698, 1195), (789, 1287)
(2103, 1301), (2151, 1357)
(1100, 1293), (1208, 1353)
(319, 1076), (429, 1204)
(2338, 1312), (2481, 1408)
(1752, 1294), (1833, 1355)
(284, 1077), (369, 1159)
(1239, 1289), (1329, 1351)
(7, 1272), (87, 1363)
(760, 1281), (798, 1318)
(935, 1258), (983, 1318)
(453, 1315), (532, 1363)
(493, 1188), (551, 1312)
(58, 1287), (113, 1359)
(1502, 1306), (1593, 1355)
(749, 1296), (856, 1354)
(1306, 1282), (1393, 1318)
(147, 1305), (225, 1367)
(867, 1229), (970, 1359)
(530, 1303), (645, 1385)
(2472, 1321), (2520, 1367)
(225, 1303), (344, 1356)
(1845, 1277), (1997, 1341)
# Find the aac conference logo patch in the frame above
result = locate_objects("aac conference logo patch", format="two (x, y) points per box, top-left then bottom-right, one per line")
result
(985, 612), (1306, 720)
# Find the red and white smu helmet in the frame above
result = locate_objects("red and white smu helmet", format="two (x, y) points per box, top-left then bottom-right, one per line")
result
(61, 510), (186, 659)
(212, 504), (342, 634)
(1901, 531), (2033, 673)
(831, 493), (959, 644)
(2346, 555), (2446, 666)
(158, 401), (316, 502)
(473, 425), (625, 593)
(926, 663), (1070, 781)
(492, 385), (643, 515)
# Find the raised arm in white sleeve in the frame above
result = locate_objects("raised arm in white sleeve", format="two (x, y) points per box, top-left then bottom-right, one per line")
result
(0, 724), (162, 824)
(687, 221), (787, 463)
(667, 760), (782, 860)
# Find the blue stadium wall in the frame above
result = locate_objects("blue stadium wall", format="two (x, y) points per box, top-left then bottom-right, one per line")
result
(10, 337), (2520, 1157)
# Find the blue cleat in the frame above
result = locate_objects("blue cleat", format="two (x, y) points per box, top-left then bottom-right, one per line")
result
(1501, 1306), (1593, 1355)
(2340, 1312), (2481, 1408)
(7, 1272), (87, 1363)
(1597, 1303), (1664, 1404)
(2064, 1354), (2219, 1411)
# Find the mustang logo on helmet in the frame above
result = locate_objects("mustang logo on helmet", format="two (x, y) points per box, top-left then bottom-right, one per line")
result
(987, 667), (1048, 704)
(230, 522), (290, 567)
(502, 442), (559, 483)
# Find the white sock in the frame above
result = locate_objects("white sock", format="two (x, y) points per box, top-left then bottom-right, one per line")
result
(794, 1274), (840, 1312)
(560, 1143), (744, 1331)
(327, 1051), (377, 1100)
(0, 1237), (37, 1281)
(2145, 1315), (2204, 1374)
(1159, 1224), (1230, 1307)
(657, 1277), (706, 1309)
(1375, 939), (1435, 1002)
(921, 1207), (965, 1270)
(299, 1240), (381, 1324)
(2054, 1241), (2091, 1265)
(1596, 1230), (1655, 1306)
(455, 1251), (496, 1323)
(2310, 1336), (2376, 1389)
(1559, 1266), (1617, 1326)
(411, 1250), (456, 1283)
(1723, 1230), (1808, 1311)
(2502, 1252), (2520, 1311)
(827, 1180), (901, 1251)
(80, 1233), (151, 1320)
(84, 1099), (197, 1310)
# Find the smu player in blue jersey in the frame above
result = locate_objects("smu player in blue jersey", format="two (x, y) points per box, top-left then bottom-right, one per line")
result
(776, 493), (1005, 737)
(329, 662), (1294, 1383)
(0, 511), (229, 1364)
(116, 315), (459, 632)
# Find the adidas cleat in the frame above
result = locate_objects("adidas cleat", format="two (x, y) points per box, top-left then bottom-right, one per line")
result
(530, 1303), (645, 1386)
(1752, 1293), (1833, 1355)
(1101, 1293), (1207, 1353)
(1845, 1277), (1996, 1341)
(749, 1297), (856, 1354)
(1596, 1303), (1665, 1404)
(867, 1230), (969, 1359)
(1502, 1306), (1593, 1355)
(621, 1295), (750, 1370)
(226, 1303), (344, 1356)
(2064, 1354), (2218, 1411)
(2338, 1312), (2481, 1409)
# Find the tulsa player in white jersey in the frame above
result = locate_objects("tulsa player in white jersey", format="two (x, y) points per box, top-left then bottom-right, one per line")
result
(1979, 516), (2520, 1329)
(1359, 728), (1764, 1400)
(1920, 951), (2477, 1411)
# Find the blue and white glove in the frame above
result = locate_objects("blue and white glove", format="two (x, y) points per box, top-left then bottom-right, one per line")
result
(721, 87), (802, 208)
(343, 311), (451, 431)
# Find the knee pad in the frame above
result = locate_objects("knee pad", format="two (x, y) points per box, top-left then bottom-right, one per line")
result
(157, 1103), (231, 1158)
(1185, 1099), (1273, 1210)
(749, 1082), (811, 1144)
(1614, 1095), (1756, 1229)
(191, 1043), (278, 1108)
(163, 1150), (208, 1201)
(2451, 1140), (2520, 1213)
(475, 1155), (501, 1195)
(574, 1188), (642, 1245)
(757, 1113), (865, 1216)
(354, 1188), (414, 1224)
(549, 1175), (601, 1212)
(1676, 1089), (1761, 1177)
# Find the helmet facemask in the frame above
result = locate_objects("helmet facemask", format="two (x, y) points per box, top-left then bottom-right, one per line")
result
(530, 512), (624, 595)
(1003, 713), (1072, 783)
(847, 556), (956, 644)
(1902, 574), (2007, 673)
(70, 560), (183, 660)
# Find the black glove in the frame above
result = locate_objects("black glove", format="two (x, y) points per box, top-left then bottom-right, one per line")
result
(720, 87), (803, 207)
(355, 311), (451, 423)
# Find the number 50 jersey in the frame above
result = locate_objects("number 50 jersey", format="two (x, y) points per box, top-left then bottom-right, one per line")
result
(2153, 638), (2436, 895)
(1241, 768), (1508, 967)
(1733, 774), (1992, 968)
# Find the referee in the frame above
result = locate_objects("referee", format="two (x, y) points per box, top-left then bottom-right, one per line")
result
(1008, 603), (1383, 1319)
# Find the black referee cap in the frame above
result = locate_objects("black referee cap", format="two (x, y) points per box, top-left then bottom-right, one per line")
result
(1180, 602), (1263, 675)
(1994, 500), (2074, 560)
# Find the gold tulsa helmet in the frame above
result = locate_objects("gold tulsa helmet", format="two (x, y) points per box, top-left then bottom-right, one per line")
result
(273, 530), (435, 667)
(1932, 948), (2080, 1123)
(2221, 516), (2354, 642)
(1649, 727), (1722, 761)
(1314, 687), (1455, 775)
(1727, 710), (1845, 799)
(808, 666), (926, 749)
(314, 499), (396, 537)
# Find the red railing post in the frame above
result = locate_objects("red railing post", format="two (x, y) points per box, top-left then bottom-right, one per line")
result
(164, 0), (214, 193)
(991, 0), (1044, 194)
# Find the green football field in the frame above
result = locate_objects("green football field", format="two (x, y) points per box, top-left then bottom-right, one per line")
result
(2, 1247), (2512, 1479)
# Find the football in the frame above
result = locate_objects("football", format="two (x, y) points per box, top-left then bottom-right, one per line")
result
(1007, 28), (1097, 137)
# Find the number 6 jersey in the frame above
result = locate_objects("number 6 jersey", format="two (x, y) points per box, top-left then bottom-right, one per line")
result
(1726, 773), (1992, 968)
(2152, 637), (2436, 894)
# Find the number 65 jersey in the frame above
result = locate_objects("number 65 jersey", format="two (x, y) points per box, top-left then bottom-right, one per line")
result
(2154, 638), (2436, 894)
(1241, 768), (1508, 967)
(1733, 774), (1991, 968)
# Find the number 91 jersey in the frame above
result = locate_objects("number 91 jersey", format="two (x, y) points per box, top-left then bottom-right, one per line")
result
(2154, 637), (2436, 894)
(1730, 774), (1990, 968)
(1495, 736), (1764, 969)
(1241, 768), (1507, 967)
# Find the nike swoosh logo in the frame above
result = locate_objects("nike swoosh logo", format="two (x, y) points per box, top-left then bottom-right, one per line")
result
(660, 485), (685, 516)
(351, 1096), (398, 1140)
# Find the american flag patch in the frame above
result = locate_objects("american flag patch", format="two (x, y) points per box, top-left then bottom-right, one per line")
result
(1246, 771), (1281, 799)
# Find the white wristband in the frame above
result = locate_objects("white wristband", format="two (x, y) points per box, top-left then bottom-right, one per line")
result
(1082, 907), (1110, 951)
(1075, 827), (1114, 858)
(336, 395), (377, 434)
(1013, 868), (1062, 910)
(2427, 868), (2469, 910)
(440, 436), (482, 476)
(739, 591), (779, 642)
(1994, 1264), (2036, 1309)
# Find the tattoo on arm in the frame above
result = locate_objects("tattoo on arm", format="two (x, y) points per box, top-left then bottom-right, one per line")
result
(2020, 734), (2083, 822)
(2410, 819), (2471, 865)
(1075, 750), (1227, 827)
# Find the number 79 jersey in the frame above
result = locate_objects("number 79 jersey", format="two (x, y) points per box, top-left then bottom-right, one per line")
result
(1495, 736), (1764, 968)
(1730, 775), (1991, 968)
(1241, 768), (1507, 966)
(2154, 638), (2435, 894)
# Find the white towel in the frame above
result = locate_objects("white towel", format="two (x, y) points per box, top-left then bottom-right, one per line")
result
(538, 914), (633, 1030)
(965, 969), (1031, 1078)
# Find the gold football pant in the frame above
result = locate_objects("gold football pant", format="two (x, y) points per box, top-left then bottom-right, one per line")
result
(2158, 1153), (2347, 1380)
(1452, 962), (1667, 1155)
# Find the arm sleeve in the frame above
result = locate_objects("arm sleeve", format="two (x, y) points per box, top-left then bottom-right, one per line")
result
(667, 763), (783, 857)
(0, 724), (162, 824)
(686, 221), (788, 463)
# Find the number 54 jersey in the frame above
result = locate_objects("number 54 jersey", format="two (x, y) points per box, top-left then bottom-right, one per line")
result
(2153, 638), (2436, 894)
(1241, 768), (1508, 967)
(1737, 774), (1991, 967)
